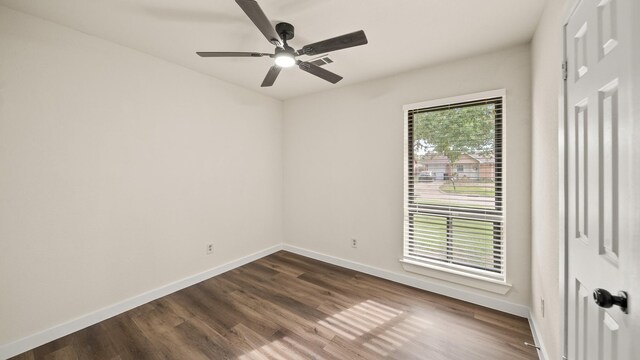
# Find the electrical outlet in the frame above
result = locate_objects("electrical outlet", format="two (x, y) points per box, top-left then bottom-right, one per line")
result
(540, 298), (545, 317)
(206, 243), (214, 255)
(351, 238), (357, 248)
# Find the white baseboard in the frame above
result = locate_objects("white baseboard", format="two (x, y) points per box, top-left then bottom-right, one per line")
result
(282, 244), (530, 318)
(0, 244), (283, 360)
(528, 312), (549, 360)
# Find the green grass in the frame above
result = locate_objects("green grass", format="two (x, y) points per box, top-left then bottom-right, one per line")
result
(410, 214), (498, 270)
(439, 183), (495, 197)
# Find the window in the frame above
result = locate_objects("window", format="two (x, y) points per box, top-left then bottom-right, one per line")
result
(403, 90), (505, 282)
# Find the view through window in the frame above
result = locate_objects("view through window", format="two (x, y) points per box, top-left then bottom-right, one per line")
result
(404, 92), (504, 280)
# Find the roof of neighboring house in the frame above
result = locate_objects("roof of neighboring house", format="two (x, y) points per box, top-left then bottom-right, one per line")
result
(419, 155), (450, 165)
(468, 154), (495, 164)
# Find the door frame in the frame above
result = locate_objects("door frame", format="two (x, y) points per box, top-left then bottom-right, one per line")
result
(560, 1), (585, 359)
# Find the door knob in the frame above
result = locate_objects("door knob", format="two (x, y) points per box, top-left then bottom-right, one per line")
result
(593, 288), (628, 314)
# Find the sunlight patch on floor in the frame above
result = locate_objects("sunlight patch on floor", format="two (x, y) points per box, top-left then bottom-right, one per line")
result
(238, 335), (317, 360)
(320, 299), (433, 357)
(239, 300), (434, 359)
(318, 300), (399, 340)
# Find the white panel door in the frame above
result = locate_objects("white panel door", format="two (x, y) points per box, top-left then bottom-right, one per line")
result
(565, 0), (638, 359)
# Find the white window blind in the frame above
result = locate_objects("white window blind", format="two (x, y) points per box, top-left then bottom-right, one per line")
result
(403, 92), (505, 281)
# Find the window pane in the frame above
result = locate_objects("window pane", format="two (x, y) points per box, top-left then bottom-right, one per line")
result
(412, 103), (498, 210)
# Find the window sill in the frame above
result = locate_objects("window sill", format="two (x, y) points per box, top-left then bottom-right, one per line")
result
(400, 258), (512, 295)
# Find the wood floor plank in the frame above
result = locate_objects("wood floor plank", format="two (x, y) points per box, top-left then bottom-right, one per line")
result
(101, 315), (165, 360)
(267, 328), (338, 360)
(11, 251), (538, 359)
(228, 266), (334, 321)
(171, 317), (237, 359)
(271, 252), (358, 280)
(254, 257), (306, 278)
(71, 323), (120, 360)
(228, 289), (336, 349)
(272, 272), (358, 309)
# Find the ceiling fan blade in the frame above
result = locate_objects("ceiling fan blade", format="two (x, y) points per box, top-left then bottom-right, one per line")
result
(297, 30), (368, 56)
(235, 0), (282, 47)
(196, 51), (271, 57)
(298, 61), (343, 84)
(261, 65), (282, 87)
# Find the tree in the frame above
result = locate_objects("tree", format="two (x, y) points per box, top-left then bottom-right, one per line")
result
(413, 104), (496, 189)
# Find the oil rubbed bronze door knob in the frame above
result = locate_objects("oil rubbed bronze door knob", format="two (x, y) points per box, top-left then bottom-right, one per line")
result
(593, 288), (628, 314)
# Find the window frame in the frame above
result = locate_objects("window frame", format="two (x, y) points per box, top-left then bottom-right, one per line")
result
(401, 89), (507, 286)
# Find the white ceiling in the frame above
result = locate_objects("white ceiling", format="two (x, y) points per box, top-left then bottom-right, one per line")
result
(0, 0), (546, 100)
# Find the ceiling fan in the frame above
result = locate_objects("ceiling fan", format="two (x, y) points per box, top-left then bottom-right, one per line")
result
(196, 0), (368, 87)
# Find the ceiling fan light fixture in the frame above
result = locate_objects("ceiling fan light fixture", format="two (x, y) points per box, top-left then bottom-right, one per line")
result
(274, 52), (295, 68)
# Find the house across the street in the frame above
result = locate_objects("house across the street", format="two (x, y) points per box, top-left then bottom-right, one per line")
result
(415, 154), (495, 181)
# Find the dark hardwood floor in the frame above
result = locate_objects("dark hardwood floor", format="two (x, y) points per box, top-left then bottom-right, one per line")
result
(11, 251), (538, 359)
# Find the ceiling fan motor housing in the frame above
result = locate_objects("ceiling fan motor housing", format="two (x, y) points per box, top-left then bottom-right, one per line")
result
(276, 22), (295, 41)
